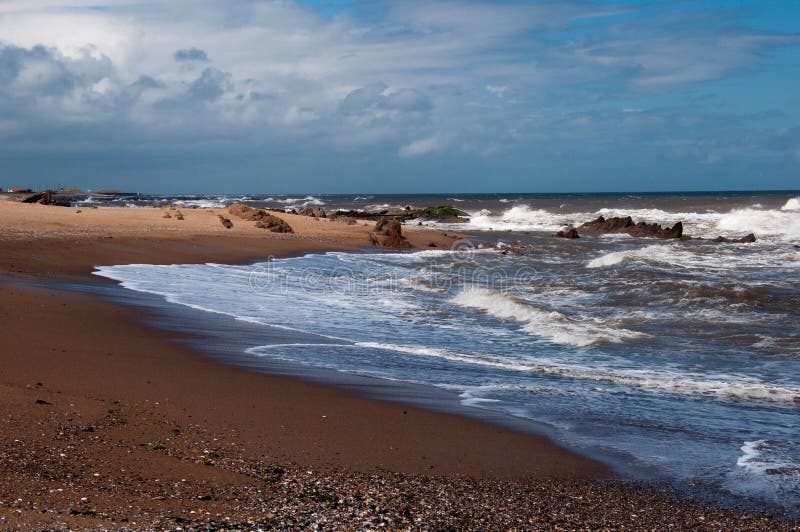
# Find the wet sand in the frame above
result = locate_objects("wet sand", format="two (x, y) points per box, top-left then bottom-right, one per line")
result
(0, 201), (795, 529)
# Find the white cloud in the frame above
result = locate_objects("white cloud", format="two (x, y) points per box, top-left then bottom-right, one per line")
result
(486, 85), (507, 98)
(0, 0), (796, 169)
(399, 136), (443, 157)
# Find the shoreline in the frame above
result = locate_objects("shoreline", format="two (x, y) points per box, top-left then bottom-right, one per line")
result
(0, 201), (796, 528)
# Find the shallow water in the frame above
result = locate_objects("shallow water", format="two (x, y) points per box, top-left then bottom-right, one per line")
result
(94, 191), (800, 514)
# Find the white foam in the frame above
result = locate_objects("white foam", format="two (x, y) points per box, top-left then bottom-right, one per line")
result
(737, 440), (768, 472)
(595, 207), (720, 227)
(781, 197), (800, 211)
(273, 196), (326, 206)
(398, 277), (445, 294)
(729, 439), (800, 505)
(451, 287), (645, 347)
(584, 243), (796, 271)
(94, 254), (800, 409)
(463, 205), (575, 232)
(173, 199), (226, 208)
(266, 339), (800, 407)
(440, 202), (799, 243)
(586, 244), (690, 269)
(717, 207), (800, 241)
(364, 203), (413, 212)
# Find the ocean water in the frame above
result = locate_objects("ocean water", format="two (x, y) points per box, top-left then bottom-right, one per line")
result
(93, 191), (800, 514)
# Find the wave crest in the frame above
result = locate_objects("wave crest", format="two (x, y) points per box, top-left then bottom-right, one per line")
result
(451, 287), (644, 347)
(781, 197), (800, 211)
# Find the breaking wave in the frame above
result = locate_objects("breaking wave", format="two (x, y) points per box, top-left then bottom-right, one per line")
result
(250, 340), (800, 407)
(270, 196), (326, 207)
(464, 205), (576, 232)
(449, 198), (800, 242)
(451, 287), (645, 347)
(781, 197), (800, 211)
(717, 208), (800, 241)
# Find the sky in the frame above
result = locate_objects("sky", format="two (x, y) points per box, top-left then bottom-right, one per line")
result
(0, 0), (798, 193)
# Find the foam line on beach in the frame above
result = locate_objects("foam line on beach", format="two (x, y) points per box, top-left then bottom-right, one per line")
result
(248, 340), (800, 407)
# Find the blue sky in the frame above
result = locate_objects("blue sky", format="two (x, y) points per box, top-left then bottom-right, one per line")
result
(0, 0), (798, 193)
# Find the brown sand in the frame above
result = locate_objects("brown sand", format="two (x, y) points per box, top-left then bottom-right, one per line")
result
(0, 200), (458, 277)
(0, 201), (794, 529)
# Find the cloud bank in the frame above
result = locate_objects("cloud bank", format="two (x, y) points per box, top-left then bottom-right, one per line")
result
(0, 0), (798, 192)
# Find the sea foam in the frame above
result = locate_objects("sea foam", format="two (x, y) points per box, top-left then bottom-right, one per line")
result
(451, 287), (645, 347)
(440, 200), (800, 243)
(781, 197), (800, 211)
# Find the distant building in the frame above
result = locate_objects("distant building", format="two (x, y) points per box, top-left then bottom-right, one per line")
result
(8, 187), (32, 193)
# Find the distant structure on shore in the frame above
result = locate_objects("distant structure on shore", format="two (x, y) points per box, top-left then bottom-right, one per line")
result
(6, 187), (32, 193)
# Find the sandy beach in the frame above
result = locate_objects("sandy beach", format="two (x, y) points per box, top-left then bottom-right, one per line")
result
(0, 200), (796, 529)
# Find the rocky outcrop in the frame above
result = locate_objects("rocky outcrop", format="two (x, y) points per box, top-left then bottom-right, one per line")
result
(228, 203), (293, 233)
(21, 191), (52, 204)
(577, 214), (758, 243)
(628, 220), (682, 239)
(297, 206), (327, 218)
(417, 206), (470, 223)
(229, 203), (267, 221)
(712, 233), (756, 244)
(555, 228), (580, 239)
(332, 204), (469, 224)
(20, 190), (69, 206)
(371, 217), (411, 248)
(579, 216), (682, 239)
(255, 215), (293, 233)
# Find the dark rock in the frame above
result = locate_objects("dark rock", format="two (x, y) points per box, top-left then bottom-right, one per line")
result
(375, 217), (390, 233)
(297, 206), (327, 218)
(712, 233), (756, 244)
(218, 215), (233, 229)
(372, 217), (411, 248)
(332, 204), (470, 224)
(555, 228), (580, 239)
(417, 205), (469, 223)
(21, 191), (53, 205)
(384, 220), (409, 248)
(579, 215), (633, 233)
(579, 216), (682, 239)
(229, 203), (268, 221)
(19, 190), (71, 206)
(255, 214), (293, 233)
(228, 204), (292, 232)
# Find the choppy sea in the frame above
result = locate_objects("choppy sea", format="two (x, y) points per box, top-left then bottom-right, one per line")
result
(89, 191), (799, 515)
